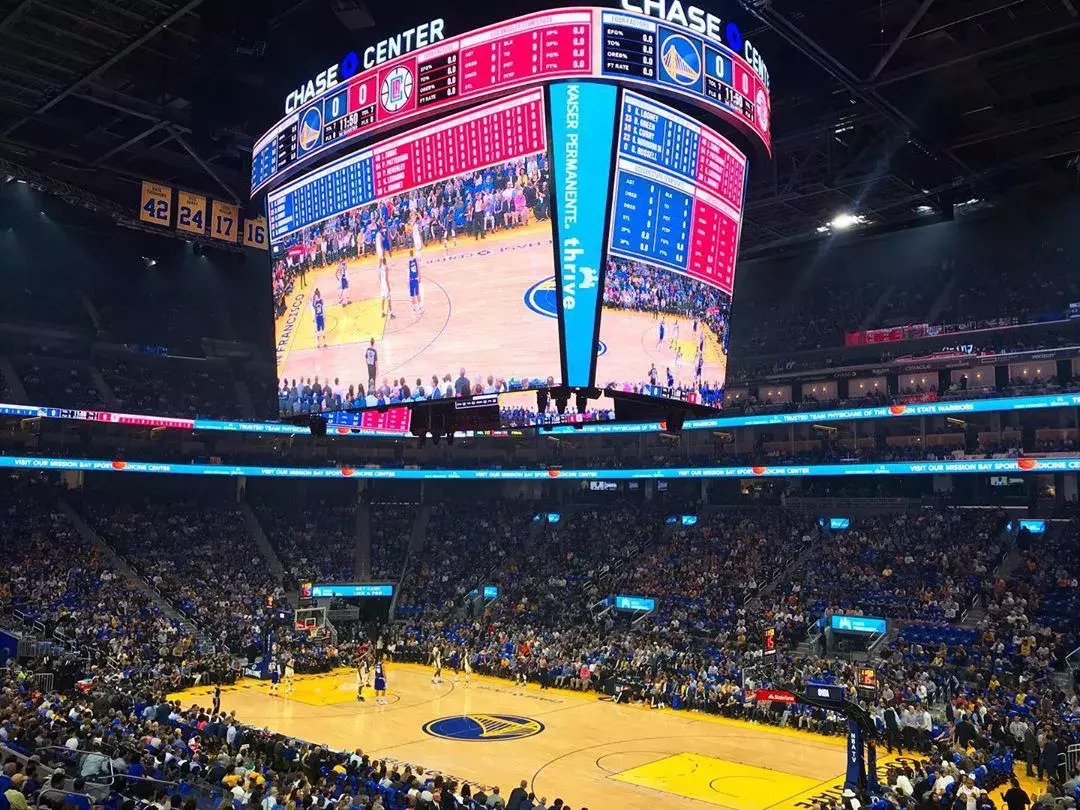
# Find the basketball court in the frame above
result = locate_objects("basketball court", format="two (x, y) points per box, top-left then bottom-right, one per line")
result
(596, 309), (728, 392)
(275, 221), (562, 392)
(172, 663), (921, 810)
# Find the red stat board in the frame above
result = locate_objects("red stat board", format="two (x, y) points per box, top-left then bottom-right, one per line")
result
(371, 92), (545, 198)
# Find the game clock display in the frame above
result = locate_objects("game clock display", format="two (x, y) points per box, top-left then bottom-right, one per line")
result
(268, 84), (747, 415)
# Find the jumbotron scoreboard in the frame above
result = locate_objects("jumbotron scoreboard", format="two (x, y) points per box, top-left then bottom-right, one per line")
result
(253, 5), (770, 195)
(259, 1), (771, 417)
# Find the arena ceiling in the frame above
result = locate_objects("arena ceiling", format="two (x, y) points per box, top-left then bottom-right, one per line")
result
(0, 0), (1078, 254)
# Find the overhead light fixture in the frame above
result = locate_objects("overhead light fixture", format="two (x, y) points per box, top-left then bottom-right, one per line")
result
(915, 205), (934, 214)
(829, 212), (865, 230)
(815, 225), (830, 234)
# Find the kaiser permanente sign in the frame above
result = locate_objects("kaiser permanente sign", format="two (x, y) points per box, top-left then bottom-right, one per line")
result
(5, 455), (1080, 480)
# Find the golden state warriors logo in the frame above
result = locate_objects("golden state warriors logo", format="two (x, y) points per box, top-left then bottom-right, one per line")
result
(660, 33), (702, 86)
(524, 277), (558, 319)
(298, 105), (323, 152)
(423, 714), (544, 742)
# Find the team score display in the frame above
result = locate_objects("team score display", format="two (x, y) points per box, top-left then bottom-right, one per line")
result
(139, 181), (172, 226)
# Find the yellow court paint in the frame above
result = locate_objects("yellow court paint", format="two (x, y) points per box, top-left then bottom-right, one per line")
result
(614, 752), (824, 810)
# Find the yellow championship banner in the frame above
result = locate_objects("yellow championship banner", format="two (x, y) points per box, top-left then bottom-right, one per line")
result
(139, 181), (172, 226)
(242, 216), (268, 250)
(210, 200), (239, 242)
(176, 191), (207, 236)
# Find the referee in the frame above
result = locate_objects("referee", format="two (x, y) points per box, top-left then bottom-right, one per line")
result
(365, 339), (378, 392)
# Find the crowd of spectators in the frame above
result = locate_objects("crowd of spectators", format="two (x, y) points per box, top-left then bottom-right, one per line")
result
(78, 497), (283, 659)
(3, 479), (1080, 810)
(251, 496), (357, 585)
(99, 357), (242, 420)
(368, 504), (418, 582)
(12, 358), (101, 411)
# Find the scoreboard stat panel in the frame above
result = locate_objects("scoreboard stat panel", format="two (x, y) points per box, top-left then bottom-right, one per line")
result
(252, 6), (770, 194)
(609, 91), (746, 296)
(268, 89), (546, 241)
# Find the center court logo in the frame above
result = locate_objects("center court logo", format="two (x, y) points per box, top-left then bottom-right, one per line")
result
(524, 277), (606, 357)
(660, 33), (702, 85)
(422, 714), (544, 742)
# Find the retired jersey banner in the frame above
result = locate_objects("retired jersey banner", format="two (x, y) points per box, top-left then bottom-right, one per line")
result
(242, 216), (268, 250)
(139, 181), (172, 226)
(176, 191), (208, 236)
(210, 200), (239, 242)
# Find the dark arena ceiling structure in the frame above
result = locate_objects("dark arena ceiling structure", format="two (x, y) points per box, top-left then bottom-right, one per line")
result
(1, 0), (1078, 255)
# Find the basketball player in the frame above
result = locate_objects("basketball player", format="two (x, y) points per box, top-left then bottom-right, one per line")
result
(267, 660), (280, 699)
(378, 258), (395, 320)
(284, 657), (296, 694)
(355, 659), (366, 702)
(431, 645), (443, 685)
(441, 206), (457, 252)
(212, 684), (221, 715)
(268, 659), (280, 696)
(656, 320), (666, 350)
(373, 658), (388, 704)
(337, 258), (350, 306)
(312, 289), (327, 348)
(671, 320), (680, 348)
(463, 648), (473, 686)
(514, 660), (527, 694)
(407, 249), (423, 314)
(411, 213), (424, 258)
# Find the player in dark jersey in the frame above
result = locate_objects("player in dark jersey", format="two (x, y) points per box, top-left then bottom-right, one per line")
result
(373, 658), (388, 704)
(365, 339), (378, 393)
(407, 249), (423, 314)
(337, 259), (350, 306)
(442, 207), (457, 251)
(312, 289), (326, 348)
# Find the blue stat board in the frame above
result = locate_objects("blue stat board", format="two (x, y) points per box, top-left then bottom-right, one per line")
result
(268, 151), (376, 242)
(310, 583), (393, 598)
(608, 91), (745, 295)
(1018, 519), (1046, 534)
(830, 614), (886, 634)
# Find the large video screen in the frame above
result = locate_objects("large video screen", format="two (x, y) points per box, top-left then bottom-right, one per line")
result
(595, 91), (746, 407)
(269, 89), (562, 413)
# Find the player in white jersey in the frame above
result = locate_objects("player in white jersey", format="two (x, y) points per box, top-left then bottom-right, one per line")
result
(463, 649), (473, 686)
(431, 645), (443, 685)
(355, 659), (367, 702)
(411, 214), (424, 258)
(284, 658), (295, 694)
(378, 259), (394, 320)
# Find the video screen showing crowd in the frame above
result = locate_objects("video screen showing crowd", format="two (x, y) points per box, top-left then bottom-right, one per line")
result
(273, 151), (562, 415)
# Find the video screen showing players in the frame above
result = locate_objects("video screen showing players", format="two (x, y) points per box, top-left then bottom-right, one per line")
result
(595, 259), (730, 406)
(270, 91), (561, 415)
(594, 91), (745, 408)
